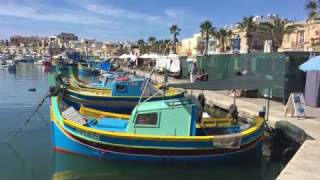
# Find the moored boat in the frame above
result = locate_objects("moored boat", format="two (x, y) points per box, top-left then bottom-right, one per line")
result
(61, 74), (184, 114)
(2, 60), (16, 70)
(43, 60), (52, 67)
(34, 59), (44, 65)
(78, 63), (100, 76)
(50, 95), (264, 162)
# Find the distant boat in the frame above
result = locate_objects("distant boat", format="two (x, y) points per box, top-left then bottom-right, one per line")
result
(3, 60), (16, 70)
(34, 59), (44, 65)
(42, 60), (52, 67)
(14, 55), (26, 63)
(0, 59), (6, 65)
(78, 63), (100, 76)
(35, 56), (51, 67)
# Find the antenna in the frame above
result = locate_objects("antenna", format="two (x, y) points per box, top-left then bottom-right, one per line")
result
(163, 59), (173, 101)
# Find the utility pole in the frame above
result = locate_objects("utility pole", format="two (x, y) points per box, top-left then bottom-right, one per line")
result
(86, 40), (89, 58)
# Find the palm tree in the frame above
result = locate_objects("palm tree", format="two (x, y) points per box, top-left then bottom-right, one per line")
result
(305, 0), (318, 21)
(169, 24), (181, 54)
(237, 16), (256, 53)
(148, 37), (156, 53)
(256, 17), (301, 52)
(200, 20), (215, 55)
(212, 28), (233, 53)
(137, 39), (146, 54)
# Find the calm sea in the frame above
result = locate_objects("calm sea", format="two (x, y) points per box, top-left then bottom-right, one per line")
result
(0, 63), (281, 180)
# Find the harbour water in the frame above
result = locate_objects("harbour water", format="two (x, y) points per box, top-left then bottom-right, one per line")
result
(0, 63), (281, 180)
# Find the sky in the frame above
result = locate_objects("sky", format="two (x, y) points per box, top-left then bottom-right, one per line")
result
(0, 0), (308, 42)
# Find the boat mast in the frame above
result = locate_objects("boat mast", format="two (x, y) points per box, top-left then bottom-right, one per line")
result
(137, 64), (157, 106)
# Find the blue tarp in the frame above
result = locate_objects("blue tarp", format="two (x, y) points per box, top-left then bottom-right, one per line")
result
(299, 56), (320, 72)
(100, 60), (111, 71)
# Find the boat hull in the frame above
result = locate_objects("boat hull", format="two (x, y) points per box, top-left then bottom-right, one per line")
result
(51, 120), (263, 162)
(43, 61), (52, 67)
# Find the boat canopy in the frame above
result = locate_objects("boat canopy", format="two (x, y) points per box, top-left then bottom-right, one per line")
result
(168, 76), (273, 90)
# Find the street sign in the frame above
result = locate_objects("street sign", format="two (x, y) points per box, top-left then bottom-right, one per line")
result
(284, 93), (306, 118)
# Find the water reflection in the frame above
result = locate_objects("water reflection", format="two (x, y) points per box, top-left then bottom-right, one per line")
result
(53, 151), (270, 180)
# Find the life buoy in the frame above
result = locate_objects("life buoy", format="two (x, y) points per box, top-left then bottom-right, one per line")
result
(198, 93), (206, 108)
(229, 104), (239, 122)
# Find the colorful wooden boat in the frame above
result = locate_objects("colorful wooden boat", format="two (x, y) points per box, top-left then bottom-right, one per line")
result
(50, 96), (264, 162)
(78, 63), (100, 76)
(62, 75), (184, 114)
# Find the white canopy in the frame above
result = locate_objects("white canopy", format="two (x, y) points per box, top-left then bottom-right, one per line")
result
(149, 53), (160, 59)
(118, 54), (129, 59)
(127, 54), (137, 61)
(155, 54), (180, 74)
(140, 54), (150, 59)
(139, 53), (160, 59)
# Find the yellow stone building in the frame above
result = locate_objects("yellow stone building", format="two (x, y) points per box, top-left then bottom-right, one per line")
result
(177, 33), (202, 56)
(281, 19), (320, 52)
(177, 33), (218, 56)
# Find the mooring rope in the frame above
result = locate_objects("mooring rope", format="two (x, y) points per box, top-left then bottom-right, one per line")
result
(37, 110), (50, 126)
(7, 92), (49, 144)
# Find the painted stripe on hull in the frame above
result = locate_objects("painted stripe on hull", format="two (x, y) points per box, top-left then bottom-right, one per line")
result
(63, 122), (264, 149)
(52, 120), (263, 162)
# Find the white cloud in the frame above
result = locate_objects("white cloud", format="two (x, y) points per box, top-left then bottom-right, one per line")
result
(165, 9), (186, 26)
(82, 3), (165, 24)
(0, 3), (110, 25)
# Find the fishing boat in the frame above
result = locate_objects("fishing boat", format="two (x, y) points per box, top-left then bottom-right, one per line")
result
(52, 53), (79, 69)
(14, 55), (26, 63)
(50, 95), (264, 162)
(43, 59), (52, 68)
(78, 63), (100, 76)
(34, 59), (44, 65)
(50, 75), (271, 162)
(61, 74), (184, 114)
(2, 60), (16, 70)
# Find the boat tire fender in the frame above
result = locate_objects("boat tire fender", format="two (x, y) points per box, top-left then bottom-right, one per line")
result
(198, 93), (206, 108)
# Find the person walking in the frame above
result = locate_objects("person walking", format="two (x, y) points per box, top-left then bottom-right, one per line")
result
(190, 62), (198, 83)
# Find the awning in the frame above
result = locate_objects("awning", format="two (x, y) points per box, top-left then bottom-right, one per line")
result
(299, 55), (320, 72)
(168, 76), (273, 90)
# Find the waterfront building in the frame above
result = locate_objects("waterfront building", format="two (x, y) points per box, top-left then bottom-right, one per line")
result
(177, 33), (218, 56)
(229, 15), (277, 53)
(57, 33), (78, 43)
(280, 19), (320, 52)
(10, 35), (41, 47)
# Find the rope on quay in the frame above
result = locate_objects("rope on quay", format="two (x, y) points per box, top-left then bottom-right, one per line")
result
(7, 91), (49, 144)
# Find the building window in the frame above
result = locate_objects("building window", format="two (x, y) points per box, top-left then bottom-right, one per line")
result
(134, 112), (159, 127)
(298, 31), (304, 46)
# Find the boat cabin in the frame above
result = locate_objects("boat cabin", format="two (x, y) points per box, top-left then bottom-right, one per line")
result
(111, 77), (145, 96)
(84, 98), (197, 136)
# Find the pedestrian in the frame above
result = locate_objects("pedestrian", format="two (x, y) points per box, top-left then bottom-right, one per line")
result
(190, 62), (198, 83)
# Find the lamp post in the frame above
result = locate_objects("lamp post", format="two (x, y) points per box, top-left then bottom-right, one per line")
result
(85, 40), (89, 59)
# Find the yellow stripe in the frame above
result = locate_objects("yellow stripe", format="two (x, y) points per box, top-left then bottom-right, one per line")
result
(79, 105), (130, 119)
(62, 113), (263, 141)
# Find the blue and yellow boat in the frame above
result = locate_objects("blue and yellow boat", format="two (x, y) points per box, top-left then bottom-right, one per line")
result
(62, 74), (184, 114)
(78, 63), (100, 76)
(51, 96), (264, 162)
